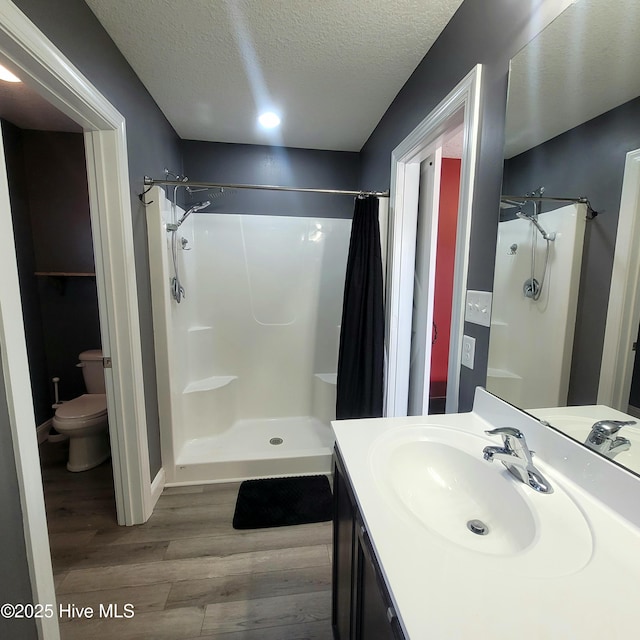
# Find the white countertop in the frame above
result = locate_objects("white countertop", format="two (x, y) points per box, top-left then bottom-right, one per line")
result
(332, 389), (640, 639)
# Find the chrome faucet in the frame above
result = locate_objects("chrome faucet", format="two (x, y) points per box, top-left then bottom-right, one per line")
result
(585, 420), (635, 459)
(483, 427), (553, 494)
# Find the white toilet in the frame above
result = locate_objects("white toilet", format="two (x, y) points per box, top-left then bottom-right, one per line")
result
(53, 349), (110, 472)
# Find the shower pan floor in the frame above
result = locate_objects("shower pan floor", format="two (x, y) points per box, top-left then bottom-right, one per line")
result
(172, 416), (334, 485)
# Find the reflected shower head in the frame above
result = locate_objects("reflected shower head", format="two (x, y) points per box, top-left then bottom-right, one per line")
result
(177, 200), (211, 226)
(516, 210), (556, 241)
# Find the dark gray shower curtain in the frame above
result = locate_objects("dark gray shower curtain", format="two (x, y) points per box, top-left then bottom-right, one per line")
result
(336, 196), (384, 419)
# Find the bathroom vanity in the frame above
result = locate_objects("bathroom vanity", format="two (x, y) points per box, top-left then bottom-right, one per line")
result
(331, 388), (640, 639)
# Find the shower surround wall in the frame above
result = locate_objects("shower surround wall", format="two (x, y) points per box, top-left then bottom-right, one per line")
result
(487, 204), (586, 408)
(147, 187), (350, 483)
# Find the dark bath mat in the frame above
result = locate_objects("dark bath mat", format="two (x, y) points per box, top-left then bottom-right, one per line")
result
(232, 475), (333, 529)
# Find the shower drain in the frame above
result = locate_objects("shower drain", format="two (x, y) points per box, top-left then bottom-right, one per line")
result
(269, 437), (284, 445)
(467, 519), (489, 536)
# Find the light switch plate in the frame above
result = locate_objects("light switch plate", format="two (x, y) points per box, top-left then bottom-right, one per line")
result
(465, 290), (492, 327)
(462, 334), (476, 369)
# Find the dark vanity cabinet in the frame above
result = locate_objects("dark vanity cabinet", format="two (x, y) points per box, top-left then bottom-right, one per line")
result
(332, 448), (406, 640)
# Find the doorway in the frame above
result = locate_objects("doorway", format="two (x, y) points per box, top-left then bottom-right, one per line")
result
(3, 124), (103, 438)
(2, 115), (120, 563)
(428, 154), (462, 413)
(385, 65), (483, 417)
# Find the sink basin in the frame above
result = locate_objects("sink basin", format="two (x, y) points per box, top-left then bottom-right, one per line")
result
(370, 425), (593, 577)
(532, 413), (640, 474)
(381, 439), (536, 555)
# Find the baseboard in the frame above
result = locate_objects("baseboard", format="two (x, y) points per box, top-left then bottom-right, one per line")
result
(150, 467), (166, 510)
(626, 405), (640, 419)
(36, 419), (52, 444)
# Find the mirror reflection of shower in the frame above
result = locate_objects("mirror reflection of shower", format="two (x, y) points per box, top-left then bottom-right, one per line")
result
(500, 187), (554, 301)
(488, 200), (587, 408)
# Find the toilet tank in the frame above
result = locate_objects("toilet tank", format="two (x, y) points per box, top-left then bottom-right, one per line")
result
(78, 349), (106, 394)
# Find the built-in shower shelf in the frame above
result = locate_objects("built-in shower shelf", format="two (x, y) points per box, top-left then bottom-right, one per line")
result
(188, 325), (213, 333)
(487, 367), (522, 380)
(183, 375), (237, 394)
(314, 373), (337, 385)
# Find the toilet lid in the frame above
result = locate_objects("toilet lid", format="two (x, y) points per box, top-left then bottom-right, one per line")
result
(56, 394), (107, 420)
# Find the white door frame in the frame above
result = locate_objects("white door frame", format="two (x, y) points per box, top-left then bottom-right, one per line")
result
(0, 127), (60, 640)
(385, 64), (483, 416)
(598, 148), (640, 409)
(407, 149), (442, 415)
(0, 2), (154, 635)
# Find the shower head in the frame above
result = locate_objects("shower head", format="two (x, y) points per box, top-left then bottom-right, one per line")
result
(516, 210), (556, 241)
(177, 200), (211, 226)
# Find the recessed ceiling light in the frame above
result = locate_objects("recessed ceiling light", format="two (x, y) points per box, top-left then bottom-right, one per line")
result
(0, 64), (21, 83)
(258, 111), (281, 129)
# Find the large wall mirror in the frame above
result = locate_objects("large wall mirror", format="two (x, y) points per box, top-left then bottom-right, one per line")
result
(488, 0), (640, 474)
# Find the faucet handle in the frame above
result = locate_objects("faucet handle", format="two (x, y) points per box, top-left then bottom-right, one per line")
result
(485, 427), (523, 439)
(591, 420), (636, 437)
(485, 427), (532, 458)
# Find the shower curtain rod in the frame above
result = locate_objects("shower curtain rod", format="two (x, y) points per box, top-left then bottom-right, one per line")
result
(501, 194), (588, 205)
(144, 176), (389, 198)
(500, 194), (598, 218)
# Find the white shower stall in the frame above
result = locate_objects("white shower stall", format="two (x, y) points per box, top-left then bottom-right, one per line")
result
(147, 186), (351, 484)
(487, 203), (586, 409)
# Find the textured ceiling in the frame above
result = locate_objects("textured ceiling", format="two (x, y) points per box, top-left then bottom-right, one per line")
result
(505, 0), (640, 158)
(84, 0), (464, 151)
(5, 1), (631, 160)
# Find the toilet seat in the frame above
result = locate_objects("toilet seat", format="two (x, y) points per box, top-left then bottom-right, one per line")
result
(53, 393), (110, 471)
(55, 394), (107, 423)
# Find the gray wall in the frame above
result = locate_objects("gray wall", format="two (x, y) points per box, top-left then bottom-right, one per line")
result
(2, 120), (50, 424)
(360, 0), (547, 410)
(503, 96), (640, 405)
(181, 141), (360, 219)
(13, 0), (184, 476)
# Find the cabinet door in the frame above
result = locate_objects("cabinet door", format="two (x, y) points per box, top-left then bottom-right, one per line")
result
(332, 456), (356, 640)
(356, 524), (404, 640)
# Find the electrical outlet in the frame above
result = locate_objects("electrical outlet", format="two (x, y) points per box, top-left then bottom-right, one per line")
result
(462, 335), (476, 369)
(465, 290), (492, 327)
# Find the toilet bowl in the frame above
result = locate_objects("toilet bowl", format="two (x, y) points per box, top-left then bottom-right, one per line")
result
(53, 350), (110, 472)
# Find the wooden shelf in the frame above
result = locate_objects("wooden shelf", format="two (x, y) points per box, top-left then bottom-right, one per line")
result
(34, 272), (95, 277)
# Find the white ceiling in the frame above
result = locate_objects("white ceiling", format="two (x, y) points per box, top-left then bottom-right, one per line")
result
(83, 0), (464, 151)
(505, 0), (640, 158)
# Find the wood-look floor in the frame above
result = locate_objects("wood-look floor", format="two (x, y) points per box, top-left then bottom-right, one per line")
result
(40, 441), (333, 639)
